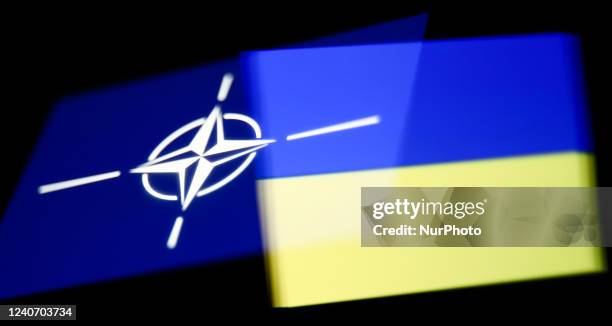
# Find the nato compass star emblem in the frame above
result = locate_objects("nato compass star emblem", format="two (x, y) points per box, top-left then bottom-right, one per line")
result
(130, 105), (274, 212)
(38, 72), (380, 249)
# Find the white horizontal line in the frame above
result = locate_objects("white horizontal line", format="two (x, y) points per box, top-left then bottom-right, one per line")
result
(286, 115), (380, 141)
(38, 171), (121, 194)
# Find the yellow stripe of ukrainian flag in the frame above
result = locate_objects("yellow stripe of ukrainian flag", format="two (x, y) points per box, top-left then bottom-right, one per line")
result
(257, 152), (604, 307)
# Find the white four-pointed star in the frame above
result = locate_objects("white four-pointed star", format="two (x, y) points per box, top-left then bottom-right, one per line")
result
(130, 106), (275, 211)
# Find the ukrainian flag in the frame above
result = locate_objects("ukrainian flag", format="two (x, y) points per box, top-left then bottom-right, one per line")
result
(243, 34), (604, 307)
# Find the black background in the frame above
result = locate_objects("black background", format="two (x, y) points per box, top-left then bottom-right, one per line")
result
(2, 2), (610, 320)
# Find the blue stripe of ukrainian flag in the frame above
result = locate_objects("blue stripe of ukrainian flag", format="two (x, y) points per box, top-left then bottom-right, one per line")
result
(243, 34), (603, 307)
